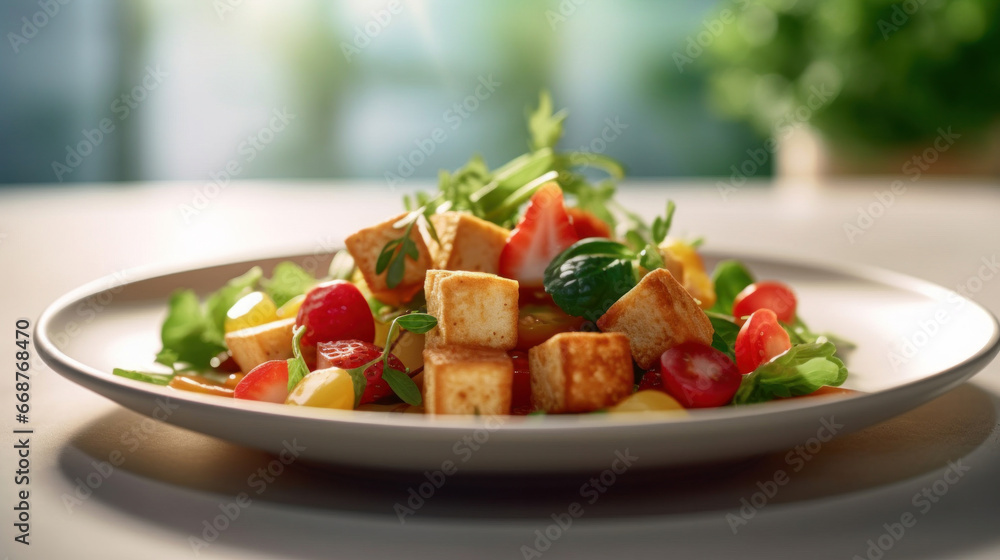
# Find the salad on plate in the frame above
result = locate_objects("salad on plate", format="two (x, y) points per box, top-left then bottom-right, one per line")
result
(116, 92), (853, 416)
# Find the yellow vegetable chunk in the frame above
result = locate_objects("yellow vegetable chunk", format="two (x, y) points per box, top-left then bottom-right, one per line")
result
(609, 390), (687, 414)
(284, 367), (355, 410)
(275, 294), (305, 319)
(225, 291), (278, 333)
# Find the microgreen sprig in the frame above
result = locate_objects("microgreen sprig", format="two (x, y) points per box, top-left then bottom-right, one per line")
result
(343, 312), (437, 407)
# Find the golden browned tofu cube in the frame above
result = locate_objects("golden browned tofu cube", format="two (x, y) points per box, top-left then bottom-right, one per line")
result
(424, 270), (518, 350)
(596, 268), (713, 369)
(224, 318), (296, 373)
(345, 213), (431, 304)
(427, 212), (510, 274)
(528, 332), (633, 413)
(423, 346), (513, 415)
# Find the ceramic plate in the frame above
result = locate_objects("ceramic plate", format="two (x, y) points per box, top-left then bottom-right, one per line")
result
(36, 252), (1000, 473)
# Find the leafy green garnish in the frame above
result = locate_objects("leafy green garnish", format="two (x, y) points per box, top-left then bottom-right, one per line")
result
(262, 262), (316, 307)
(113, 368), (174, 386)
(709, 260), (755, 315)
(382, 90), (628, 284)
(543, 238), (639, 322)
(286, 325), (309, 392)
(732, 342), (849, 405)
(707, 312), (740, 362)
(155, 289), (225, 369)
(342, 312), (438, 407)
(375, 218), (422, 290)
(203, 267), (263, 345)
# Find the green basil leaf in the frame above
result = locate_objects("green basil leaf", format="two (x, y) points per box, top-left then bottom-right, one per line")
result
(707, 313), (740, 362)
(546, 238), (636, 275)
(286, 325), (309, 392)
(544, 255), (636, 321)
(732, 342), (849, 405)
(396, 313), (438, 334)
(262, 262), (316, 307)
(709, 260), (755, 315)
(382, 366), (422, 406)
(113, 368), (174, 386)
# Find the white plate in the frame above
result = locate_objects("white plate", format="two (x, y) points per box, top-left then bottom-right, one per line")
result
(36, 252), (999, 473)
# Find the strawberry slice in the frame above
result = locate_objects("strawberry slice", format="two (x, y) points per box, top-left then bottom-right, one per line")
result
(234, 360), (289, 403)
(317, 340), (406, 404)
(499, 182), (581, 286)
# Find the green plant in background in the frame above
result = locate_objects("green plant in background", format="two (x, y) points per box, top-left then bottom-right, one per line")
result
(704, 0), (1000, 152)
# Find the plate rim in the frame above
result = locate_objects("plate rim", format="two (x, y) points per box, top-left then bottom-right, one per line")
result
(35, 248), (1000, 435)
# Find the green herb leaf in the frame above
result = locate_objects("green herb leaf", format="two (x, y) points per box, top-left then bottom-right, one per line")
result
(396, 313), (438, 334)
(375, 240), (399, 274)
(345, 367), (367, 408)
(328, 250), (356, 281)
(652, 200), (676, 244)
(544, 255), (636, 322)
(204, 267), (263, 345)
(732, 342), (849, 405)
(638, 244), (664, 271)
(113, 368), (174, 386)
(262, 262), (316, 307)
(286, 325), (309, 392)
(709, 260), (755, 315)
(381, 366), (422, 406)
(528, 90), (567, 151)
(707, 313), (740, 362)
(156, 289), (225, 369)
(547, 238), (637, 272)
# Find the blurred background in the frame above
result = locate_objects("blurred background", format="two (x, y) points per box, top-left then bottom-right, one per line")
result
(2, 0), (999, 186)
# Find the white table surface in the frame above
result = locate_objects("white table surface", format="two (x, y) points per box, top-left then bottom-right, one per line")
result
(2, 178), (1000, 560)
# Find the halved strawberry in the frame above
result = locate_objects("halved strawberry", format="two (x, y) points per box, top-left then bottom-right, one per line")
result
(498, 182), (581, 286)
(234, 360), (289, 403)
(567, 207), (612, 239)
(317, 339), (406, 404)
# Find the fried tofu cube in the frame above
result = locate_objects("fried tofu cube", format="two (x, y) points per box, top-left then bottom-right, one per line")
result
(424, 270), (518, 350)
(596, 268), (713, 369)
(345, 213), (431, 304)
(427, 212), (510, 274)
(423, 346), (513, 415)
(528, 332), (634, 413)
(224, 318), (296, 373)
